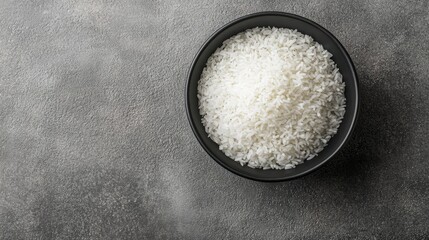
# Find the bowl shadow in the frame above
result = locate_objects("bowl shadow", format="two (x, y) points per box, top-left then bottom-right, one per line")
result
(300, 70), (411, 185)
(251, 69), (413, 210)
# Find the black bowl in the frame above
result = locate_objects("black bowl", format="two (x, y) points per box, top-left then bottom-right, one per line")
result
(186, 12), (359, 182)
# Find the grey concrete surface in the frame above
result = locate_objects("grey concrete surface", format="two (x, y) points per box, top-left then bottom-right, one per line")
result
(0, 0), (428, 239)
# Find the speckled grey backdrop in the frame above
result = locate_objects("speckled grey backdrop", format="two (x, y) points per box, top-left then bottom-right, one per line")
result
(1, 0), (428, 239)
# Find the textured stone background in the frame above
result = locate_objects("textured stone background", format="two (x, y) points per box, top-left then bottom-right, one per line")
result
(1, 0), (428, 239)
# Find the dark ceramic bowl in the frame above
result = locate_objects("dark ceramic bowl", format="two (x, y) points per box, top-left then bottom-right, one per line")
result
(185, 12), (359, 182)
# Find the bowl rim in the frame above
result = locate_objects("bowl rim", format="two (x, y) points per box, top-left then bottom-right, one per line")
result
(185, 11), (360, 182)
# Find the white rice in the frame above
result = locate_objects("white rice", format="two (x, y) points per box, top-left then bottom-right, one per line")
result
(197, 27), (346, 170)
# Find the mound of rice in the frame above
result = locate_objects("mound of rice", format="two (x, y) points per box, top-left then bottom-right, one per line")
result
(197, 27), (346, 169)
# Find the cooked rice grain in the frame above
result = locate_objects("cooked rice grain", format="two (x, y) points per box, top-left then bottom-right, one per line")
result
(198, 27), (346, 169)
